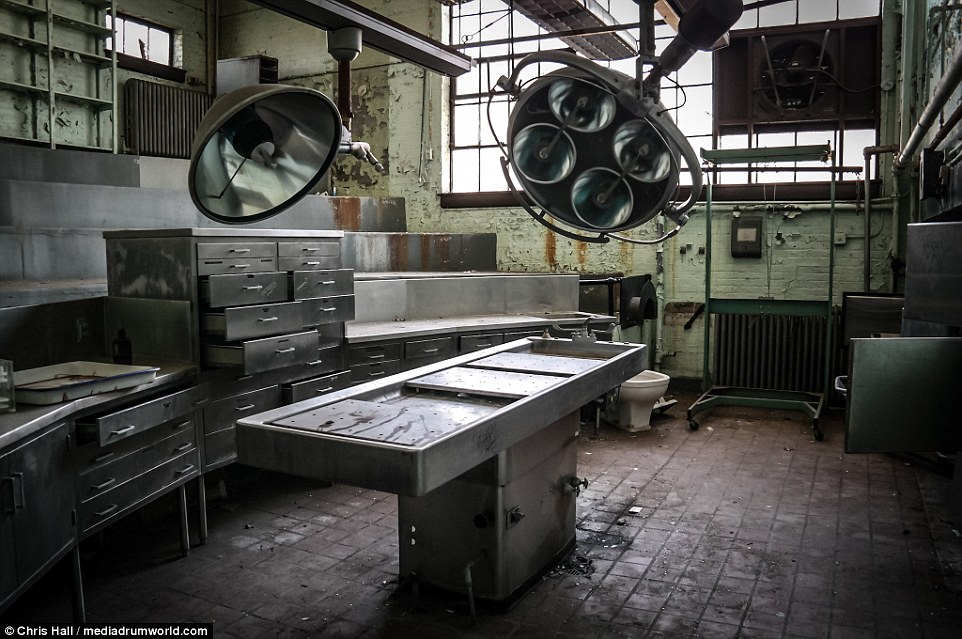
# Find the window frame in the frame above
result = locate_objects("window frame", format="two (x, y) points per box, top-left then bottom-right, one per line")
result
(106, 13), (185, 83)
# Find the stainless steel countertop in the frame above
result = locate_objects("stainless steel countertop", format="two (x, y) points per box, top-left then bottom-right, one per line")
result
(345, 312), (615, 343)
(0, 360), (197, 450)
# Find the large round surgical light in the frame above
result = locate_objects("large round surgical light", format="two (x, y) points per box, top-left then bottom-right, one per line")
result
(505, 69), (681, 234)
(189, 84), (342, 224)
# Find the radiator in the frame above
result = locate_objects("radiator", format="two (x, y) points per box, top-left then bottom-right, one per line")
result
(124, 79), (214, 158)
(713, 313), (829, 393)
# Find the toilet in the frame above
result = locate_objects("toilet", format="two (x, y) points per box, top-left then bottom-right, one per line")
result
(616, 369), (671, 432)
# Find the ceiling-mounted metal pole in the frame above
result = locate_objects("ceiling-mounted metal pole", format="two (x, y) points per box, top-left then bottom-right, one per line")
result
(337, 60), (353, 131)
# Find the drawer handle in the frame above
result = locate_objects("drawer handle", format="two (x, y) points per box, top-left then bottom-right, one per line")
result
(230, 248), (251, 254)
(94, 504), (119, 518)
(303, 261), (321, 266)
(93, 451), (115, 464)
(230, 264), (252, 270)
(315, 386), (335, 395)
(243, 285), (263, 291)
(175, 464), (196, 476)
(319, 280), (336, 286)
(109, 425), (136, 437)
(319, 307), (336, 313)
(422, 348), (440, 354)
(174, 420), (191, 430)
(301, 247), (320, 252)
(175, 443), (192, 452)
(367, 353), (385, 360)
(234, 404), (256, 412)
(91, 478), (116, 491)
(257, 316), (279, 323)
(307, 359), (324, 366)
(274, 347), (296, 355)
(1, 476), (16, 514)
(369, 371), (386, 377)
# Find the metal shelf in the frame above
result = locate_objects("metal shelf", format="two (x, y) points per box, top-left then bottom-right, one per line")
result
(0, 0), (45, 17)
(0, 78), (47, 94)
(0, 29), (48, 49)
(52, 12), (112, 36)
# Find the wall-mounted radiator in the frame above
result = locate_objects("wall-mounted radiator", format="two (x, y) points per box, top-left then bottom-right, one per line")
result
(713, 313), (832, 393)
(124, 79), (214, 158)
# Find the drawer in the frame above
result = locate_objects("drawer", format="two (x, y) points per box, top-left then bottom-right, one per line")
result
(349, 360), (402, 383)
(348, 342), (402, 365)
(77, 386), (202, 447)
(460, 333), (505, 353)
(75, 415), (195, 472)
(278, 256), (340, 271)
(503, 330), (545, 342)
(291, 269), (354, 299)
(197, 241), (276, 259)
(197, 257), (278, 276)
(301, 295), (355, 327)
(203, 385), (283, 435)
(203, 330), (320, 374)
(201, 272), (289, 308)
(305, 343), (342, 375)
(204, 428), (237, 470)
(202, 301), (304, 341)
(317, 322), (343, 348)
(405, 336), (455, 360)
(78, 428), (197, 503)
(284, 370), (351, 403)
(277, 241), (339, 258)
(78, 448), (200, 537)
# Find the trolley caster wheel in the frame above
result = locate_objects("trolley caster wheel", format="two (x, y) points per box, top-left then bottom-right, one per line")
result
(689, 420), (699, 431)
(813, 429), (824, 442)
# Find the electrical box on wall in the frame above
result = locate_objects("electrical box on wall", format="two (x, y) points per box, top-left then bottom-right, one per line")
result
(731, 217), (763, 258)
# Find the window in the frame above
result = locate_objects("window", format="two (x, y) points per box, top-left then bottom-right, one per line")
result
(106, 14), (185, 82)
(445, 0), (882, 203)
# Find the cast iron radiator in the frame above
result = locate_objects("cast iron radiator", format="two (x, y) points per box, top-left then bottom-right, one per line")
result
(713, 313), (832, 393)
(124, 79), (214, 158)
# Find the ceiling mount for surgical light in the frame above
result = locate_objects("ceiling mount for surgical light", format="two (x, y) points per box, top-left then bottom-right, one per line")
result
(492, 0), (742, 245)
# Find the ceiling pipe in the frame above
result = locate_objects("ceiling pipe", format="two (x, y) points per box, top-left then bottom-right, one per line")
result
(894, 38), (962, 170)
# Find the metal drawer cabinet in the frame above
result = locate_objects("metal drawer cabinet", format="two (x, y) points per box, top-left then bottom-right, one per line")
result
(291, 269), (353, 299)
(405, 336), (455, 361)
(459, 332), (505, 353)
(348, 342), (402, 366)
(75, 386), (202, 447)
(77, 448), (200, 536)
(203, 330), (321, 374)
(278, 242), (341, 272)
(197, 257), (278, 276)
(349, 360), (402, 383)
(204, 429), (237, 469)
(305, 343), (343, 376)
(284, 370), (351, 403)
(201, 272), (289, 308)
(301, 295), (355, 327)
(203, 385), (283, 436)
(202, 301), (304, 341)
(197, 241), (276, 259)
(77, 425), (197, 504)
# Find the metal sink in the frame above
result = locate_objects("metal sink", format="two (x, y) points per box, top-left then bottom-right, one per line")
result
(236, 336), (644, 496)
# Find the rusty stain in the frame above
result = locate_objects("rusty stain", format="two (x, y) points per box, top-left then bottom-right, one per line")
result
(389, 233), (409, 271)
(577, 241), (588, 267)
(545, 231), (556, 269)
(332, 197), (361, 231)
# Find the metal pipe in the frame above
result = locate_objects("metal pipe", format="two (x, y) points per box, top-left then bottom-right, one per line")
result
(895, 38), (962, 169)
(863, 145), (899, 291)
(464, 550), (487, 625)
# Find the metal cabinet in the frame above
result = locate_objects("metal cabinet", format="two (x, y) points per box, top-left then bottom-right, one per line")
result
(1, 422), (75, 613)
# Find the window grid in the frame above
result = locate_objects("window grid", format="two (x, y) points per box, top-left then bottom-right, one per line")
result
(106, 14), (174, 67)
(447, 0), (881, 196)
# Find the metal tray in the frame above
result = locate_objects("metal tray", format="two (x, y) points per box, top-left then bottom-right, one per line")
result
(14, 362), (160, 405)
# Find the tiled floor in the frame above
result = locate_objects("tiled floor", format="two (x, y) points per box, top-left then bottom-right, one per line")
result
(5, 389), (962, 638)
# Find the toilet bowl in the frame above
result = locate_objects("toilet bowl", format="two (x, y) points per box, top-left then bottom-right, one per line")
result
(616, 369), (670, 432)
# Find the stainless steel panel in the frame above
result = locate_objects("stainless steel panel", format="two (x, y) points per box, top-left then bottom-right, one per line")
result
(203, 385), (283, 436)
(238, 337), (645, 496)
(503, 275), (579, 313)
(197, 257), (278, 276)
(903, 222), (962, 327)
(459, 333), (505, 353)
(284, 370), (351, 403)
(317, 323), (344, 348)
(467, 352), (601, 376)
(277, 241), (340, 258)
(197, 242), (276, 259)
(204, 428), (237, 470)
(201, 272), (289, 308)
(846, 337), (962, 453)
(407, 367), (566, 399)
(202, 302), (304, 341)
(348, 342), (402, 365)
(75, 416), (195, 472)
(351, 279), (408, 322)
(291, 269), (354, 299)
(404, 336), (454, 360)
(301, 295), (355, 327)
(78, 386), (200, 447)
(349, 360), (403, 383)
(104, 297), (194, 364)
(202, 330), (320, 374)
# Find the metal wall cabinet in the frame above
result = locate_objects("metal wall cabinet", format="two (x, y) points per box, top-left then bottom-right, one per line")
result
(103, 228), (351, 472)
(0, 421), (75, 614)
(0, 0), (116, 150)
